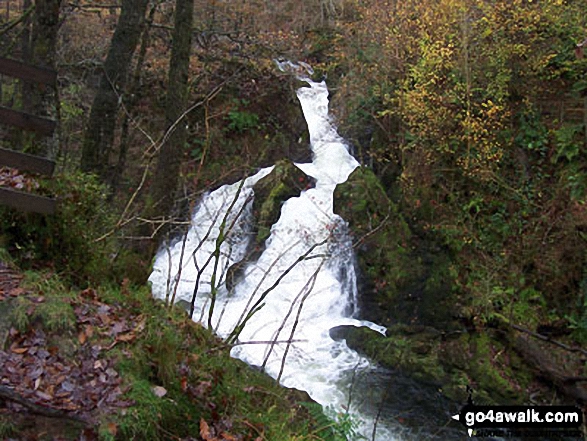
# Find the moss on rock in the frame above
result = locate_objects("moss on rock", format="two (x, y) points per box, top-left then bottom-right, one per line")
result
(331, 324), (533, 405)
(332, 168), (538, 405)
(334, 167), (457, 329)
(252, 159), (312, 247)
(224, 160), (312, 290)
(333, 167), (414, 325)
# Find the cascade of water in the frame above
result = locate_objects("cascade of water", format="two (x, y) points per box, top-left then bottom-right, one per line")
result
(149, 66), (399, 440)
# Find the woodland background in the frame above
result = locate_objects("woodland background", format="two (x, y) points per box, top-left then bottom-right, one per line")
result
(0, 0), (586, 439)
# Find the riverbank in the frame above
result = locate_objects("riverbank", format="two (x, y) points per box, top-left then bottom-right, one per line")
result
(332, 166), (587, 424)
(0, 258), (349, 440)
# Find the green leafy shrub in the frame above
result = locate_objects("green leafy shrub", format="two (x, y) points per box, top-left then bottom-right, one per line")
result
(226, 108), (260, 133)
(302, 402), (363, 441)
(10, 272), (76, 333)
(226, 100), (259, 133)
(0, 171), (116, 283)
(553, 124), (582, 163)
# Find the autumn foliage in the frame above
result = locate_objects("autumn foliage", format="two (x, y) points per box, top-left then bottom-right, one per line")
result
(331, 0), (587, 329)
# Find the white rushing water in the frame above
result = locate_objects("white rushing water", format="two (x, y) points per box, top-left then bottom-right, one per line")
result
(149, 63), (400, 440)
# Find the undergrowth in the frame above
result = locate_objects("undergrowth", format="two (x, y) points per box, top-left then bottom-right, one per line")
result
(2, 269), (350, 440)
(100, 282), (366, 440)
(0, 171), (149, 287)
(0, 416), (16, 438)
(10, 271), (76, 333)
(101, 283), (328, 440)
(303, 402), (365, 441)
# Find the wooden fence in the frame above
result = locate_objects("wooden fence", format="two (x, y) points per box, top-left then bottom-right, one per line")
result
(0, 56), (57, 214)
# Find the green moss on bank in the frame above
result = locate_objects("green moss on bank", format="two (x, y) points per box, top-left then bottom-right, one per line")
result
(0, 269), (339, 440)
(96, 284), (324, 440)
(337, 324), (533, 406)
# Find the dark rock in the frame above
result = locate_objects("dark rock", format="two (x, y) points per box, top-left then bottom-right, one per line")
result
(333, 167), (457, 330)
(222, 160), (312, 291)
(252, 159), (313, 247)
(254, 80), (312, 167)
(332, 167), (542, 406)
(334, 167), (412, 326)
(329, 324), (358, 341)
(331, 323), (533, 405)
(225, 258), (248, 292)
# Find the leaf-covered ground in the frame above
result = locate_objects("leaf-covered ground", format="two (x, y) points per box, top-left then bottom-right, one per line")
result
(0, 261), (327, 441)
(0, 167), (41, 193)
(0, 290), (136, 424)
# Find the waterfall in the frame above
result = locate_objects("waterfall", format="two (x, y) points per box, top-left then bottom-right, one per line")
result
(148, 64), (400, 440)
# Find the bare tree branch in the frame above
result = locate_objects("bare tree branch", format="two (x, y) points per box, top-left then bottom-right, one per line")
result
(0, 3), (34, 36)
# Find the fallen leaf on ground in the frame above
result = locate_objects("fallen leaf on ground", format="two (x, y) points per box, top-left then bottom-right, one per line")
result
(35, 390), (52, 401)
(98, 313), (111, 325)
(152, 385), (167, 398)
(107, 422), (118, 436)
(116, 332), (135, 343)
(80, 288), (97, 300)
(133, 315), (146, 333)
(78, 330), (87, 344)
(9, 287), (25, 297)
(200, 418), (217, 441)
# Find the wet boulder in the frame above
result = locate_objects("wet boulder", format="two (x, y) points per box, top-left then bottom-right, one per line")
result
(330, 324), (531, 405)
(333, 167), (416, 326)
(333, 167), (456, 329)
(224, 160), (312, 291)
(252, 159), (313, 247)
(330, 324), (446, 386)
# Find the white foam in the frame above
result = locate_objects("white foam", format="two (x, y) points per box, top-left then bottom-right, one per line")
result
(149, 71), (400, 440)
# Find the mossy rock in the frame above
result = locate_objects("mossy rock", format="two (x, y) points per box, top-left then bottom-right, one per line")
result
(432, 330), (530, 404)
(252, 159), (312, 246)
(330, 325), (448, 387)
(333, 168), (414, 324)
(331, 168), (530, 405)
(330, 324), (530, 405)
(467, 333), (527, 404)
(334, 167), (457, 328)
(224, 160), (312, 290)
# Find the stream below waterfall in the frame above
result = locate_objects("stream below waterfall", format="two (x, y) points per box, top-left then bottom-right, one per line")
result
(149, 63), (466, 440)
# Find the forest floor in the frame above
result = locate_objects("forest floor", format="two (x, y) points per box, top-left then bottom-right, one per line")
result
(0, 259), (325, 441)
(0, 260), (144, 440)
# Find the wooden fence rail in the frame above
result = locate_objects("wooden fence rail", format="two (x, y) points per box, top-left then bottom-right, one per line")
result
(0, 106), (56, 136)
(0, 56), (57, 85)
(0, 188), (56, 214)
(0, 56), (57, 214)
(0, 147), (55, 176)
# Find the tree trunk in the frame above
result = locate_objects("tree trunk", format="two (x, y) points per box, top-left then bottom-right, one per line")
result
(14, 0), (61, 156)
(30, 0), (61, 157)
(110, 2), (157, 195)
(80, 0), (148, 178)
(147, 0), (194, 228)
